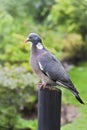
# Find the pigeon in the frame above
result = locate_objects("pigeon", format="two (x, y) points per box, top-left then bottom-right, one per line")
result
(26, 33), (84, 104)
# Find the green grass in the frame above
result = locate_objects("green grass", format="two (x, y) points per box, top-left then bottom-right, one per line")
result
(62, 105), (87, 130)
(62, 62), (87, 130)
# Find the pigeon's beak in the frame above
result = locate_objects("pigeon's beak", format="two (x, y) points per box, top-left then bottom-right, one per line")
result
(25, 37), (30, 43)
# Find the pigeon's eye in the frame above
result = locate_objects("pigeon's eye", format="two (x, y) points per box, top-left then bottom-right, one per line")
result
(29, 36), (32, 39)
(29, 36), (32, 40)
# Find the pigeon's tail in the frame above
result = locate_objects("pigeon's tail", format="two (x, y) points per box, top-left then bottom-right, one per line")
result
(56, 80), (84, 104)
(69, 87), (84, 104)
(56, 81), (84, 104)
(74, 93), (84, 104)
(70, 86), (84, 104)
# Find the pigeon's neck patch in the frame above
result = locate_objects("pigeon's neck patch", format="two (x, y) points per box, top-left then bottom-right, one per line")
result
(36, 42), (43, 50)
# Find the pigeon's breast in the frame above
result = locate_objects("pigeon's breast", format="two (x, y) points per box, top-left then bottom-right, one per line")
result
(30, 54), (40, 74)
(30, 54), (52, 84)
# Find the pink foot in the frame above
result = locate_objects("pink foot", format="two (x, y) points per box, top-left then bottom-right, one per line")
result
(38, 82), (47, 89)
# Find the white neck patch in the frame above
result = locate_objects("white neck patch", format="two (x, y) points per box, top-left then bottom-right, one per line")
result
(36, 42), (43, 50)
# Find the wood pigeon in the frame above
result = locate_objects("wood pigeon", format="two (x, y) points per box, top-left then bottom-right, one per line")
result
(26, 33), (84, 104)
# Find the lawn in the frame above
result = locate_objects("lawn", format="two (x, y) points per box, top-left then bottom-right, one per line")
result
(62, 62), (87, 130)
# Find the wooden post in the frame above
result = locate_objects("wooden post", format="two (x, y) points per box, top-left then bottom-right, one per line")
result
(38, 87), (61, 130)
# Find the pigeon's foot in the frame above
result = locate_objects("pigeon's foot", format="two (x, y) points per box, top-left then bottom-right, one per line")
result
(38, 82), (47, 89)
(38, 82), (57, 91)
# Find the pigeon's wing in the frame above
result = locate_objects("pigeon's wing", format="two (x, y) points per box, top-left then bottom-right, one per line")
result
(38, 51), (84, 104)
(38, 52), (78, 93)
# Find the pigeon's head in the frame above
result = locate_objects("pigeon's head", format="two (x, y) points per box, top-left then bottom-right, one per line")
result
(26, 33), (42, 44)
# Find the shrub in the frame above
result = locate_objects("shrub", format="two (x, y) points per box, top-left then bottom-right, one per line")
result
(62, 34), (86, 63)
(0, 66), (38, 130)
(46, 0), (87, 37)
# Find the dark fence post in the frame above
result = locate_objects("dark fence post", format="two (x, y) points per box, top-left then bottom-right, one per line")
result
(38, 87), (61, 130)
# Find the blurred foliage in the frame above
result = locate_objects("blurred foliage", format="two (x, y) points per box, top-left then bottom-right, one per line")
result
(0, 0), (87, 130)
(47, 0), (87, 37)
(62, 34), (87, 62)
(1, 0), (87, 37)
(24, 0), (55, 22)
(0, 0), (55, 20)
(0, 0), (87, 66)
(0, 10), (64, 66)
(0, 0), (87, 65)
(0, 66), (38, 130)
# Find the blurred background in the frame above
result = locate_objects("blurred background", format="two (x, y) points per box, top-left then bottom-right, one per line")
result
(0, 0), (87, 130)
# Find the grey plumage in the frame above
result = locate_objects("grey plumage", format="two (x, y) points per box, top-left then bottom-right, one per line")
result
(26, 33), (84, 104)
